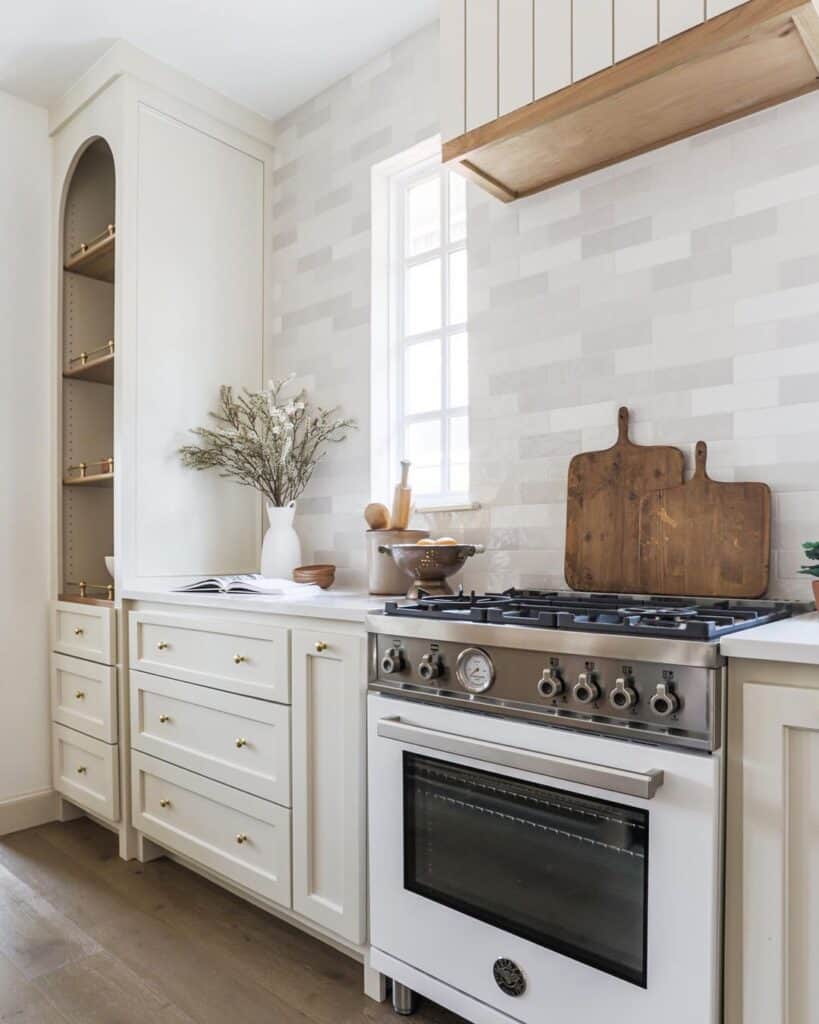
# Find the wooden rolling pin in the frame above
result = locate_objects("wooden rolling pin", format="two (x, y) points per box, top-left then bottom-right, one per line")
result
(391, 460), (412, 530)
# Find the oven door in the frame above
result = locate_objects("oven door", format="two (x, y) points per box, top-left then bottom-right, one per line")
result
(368, 693), (722, 1024)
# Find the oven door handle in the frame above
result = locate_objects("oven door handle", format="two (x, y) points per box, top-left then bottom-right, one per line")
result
(377, 717), (664, 799)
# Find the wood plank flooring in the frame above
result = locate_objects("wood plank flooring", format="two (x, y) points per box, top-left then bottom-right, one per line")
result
(0, 819), (466, 1024)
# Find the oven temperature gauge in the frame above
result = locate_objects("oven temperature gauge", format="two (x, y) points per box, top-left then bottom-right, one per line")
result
(455, 647), (495, 694)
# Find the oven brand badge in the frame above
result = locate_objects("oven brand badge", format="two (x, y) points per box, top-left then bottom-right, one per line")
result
(492, 958), (527, 997)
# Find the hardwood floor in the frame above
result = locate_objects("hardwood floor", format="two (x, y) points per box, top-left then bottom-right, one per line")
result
(0, 819), (466, 1024)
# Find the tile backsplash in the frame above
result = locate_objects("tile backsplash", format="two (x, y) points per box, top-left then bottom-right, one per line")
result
(272, 22), (819, 601)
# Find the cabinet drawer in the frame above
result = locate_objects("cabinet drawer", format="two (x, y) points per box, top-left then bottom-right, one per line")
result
(51, 654), (117, 743)
(52, 601), (116, 665)
(129, 612), (289, 702)
(52, 724), (119, 822)
(132, 751), (291, 908)
(130, 670), (290, 805)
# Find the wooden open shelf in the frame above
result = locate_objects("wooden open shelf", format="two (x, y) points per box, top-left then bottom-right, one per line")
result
(63, 472), (114, 488)
(64, 344), (114, 385)
(63, 459), (114, 488)
(444, 0), (819, 202)
(63, 471), (114, 487)
(64, 225), (115, 282)
(58, 593), (114, 607)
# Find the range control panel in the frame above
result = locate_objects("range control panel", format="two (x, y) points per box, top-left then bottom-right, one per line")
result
(371, 634), (721, 751)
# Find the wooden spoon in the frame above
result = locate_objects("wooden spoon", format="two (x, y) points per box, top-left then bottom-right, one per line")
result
(364, 503), (391, 531)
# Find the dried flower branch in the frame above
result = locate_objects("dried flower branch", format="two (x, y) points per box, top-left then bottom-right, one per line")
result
(179, 376), (357, 507)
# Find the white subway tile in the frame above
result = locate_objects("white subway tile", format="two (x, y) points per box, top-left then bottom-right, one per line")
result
(615, 233), (691, 273)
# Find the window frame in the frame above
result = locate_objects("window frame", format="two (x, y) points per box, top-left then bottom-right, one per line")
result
(371, 137), (472, 512)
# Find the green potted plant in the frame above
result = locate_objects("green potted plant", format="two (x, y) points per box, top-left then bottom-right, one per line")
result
(180, 377), (356, 578)
(798, 541), (819, 606)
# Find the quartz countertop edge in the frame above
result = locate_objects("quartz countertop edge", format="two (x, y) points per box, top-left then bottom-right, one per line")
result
(721, 611), (819, 666)
(120, 584), (391, 623)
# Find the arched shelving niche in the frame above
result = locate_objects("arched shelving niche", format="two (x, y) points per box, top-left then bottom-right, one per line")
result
(60, 137), (116, 602)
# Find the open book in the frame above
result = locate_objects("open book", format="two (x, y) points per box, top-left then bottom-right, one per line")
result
(174, 574), (320, 596)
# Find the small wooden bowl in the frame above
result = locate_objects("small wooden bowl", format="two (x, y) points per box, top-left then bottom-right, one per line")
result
(293, 564), (336, 589)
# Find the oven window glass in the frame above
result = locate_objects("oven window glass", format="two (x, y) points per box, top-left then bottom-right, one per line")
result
(403, 752), (649, 987)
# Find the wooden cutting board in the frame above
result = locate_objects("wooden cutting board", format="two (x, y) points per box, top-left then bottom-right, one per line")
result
(638, 441), (771, 598)
(565, 407), (685, 593)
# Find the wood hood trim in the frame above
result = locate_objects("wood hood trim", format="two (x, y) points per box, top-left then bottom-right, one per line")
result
(443, 0), (819, 202)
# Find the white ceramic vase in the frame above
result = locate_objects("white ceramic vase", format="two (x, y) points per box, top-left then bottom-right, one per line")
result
(260, 503), (302, 579)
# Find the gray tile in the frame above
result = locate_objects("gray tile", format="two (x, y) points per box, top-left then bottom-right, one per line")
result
(691, 208), (777, 254)
(781, 372), (819, 405)
(581, 218), (652, 259)
(519, 430), (583, 459)
(297, 247), (332, 273)
(779, 251), (819, 290)
(652, 247), (732, 290)
(350, 126), (393, 162)
(653, 359), (733, 393)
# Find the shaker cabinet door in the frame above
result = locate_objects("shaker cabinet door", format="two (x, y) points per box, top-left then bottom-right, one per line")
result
(741, 682), (819, 1024)
(291, 629), (366, 944)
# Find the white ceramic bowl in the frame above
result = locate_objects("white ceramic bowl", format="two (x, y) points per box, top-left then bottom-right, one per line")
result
(104, 555), (115, 579)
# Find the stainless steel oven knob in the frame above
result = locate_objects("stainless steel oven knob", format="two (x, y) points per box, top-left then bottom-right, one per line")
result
(418, 652), (443, 681)
(649, 682), (679, 717)
(380, 647), (405, 674)
(609, 676), (638, 710)
(573, 671), (599, 704)
(537, 667), (564, 698)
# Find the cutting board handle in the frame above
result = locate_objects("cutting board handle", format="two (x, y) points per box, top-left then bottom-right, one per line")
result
(617, 406), (630, 444)
(694, 440), (709, 480)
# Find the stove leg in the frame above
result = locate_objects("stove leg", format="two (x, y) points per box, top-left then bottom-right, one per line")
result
(392, 982), (418, 1016)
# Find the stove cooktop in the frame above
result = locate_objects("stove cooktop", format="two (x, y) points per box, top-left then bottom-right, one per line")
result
(384, 589), (797, 641)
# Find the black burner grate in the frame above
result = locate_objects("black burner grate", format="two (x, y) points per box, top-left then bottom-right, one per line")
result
(384, 589), (796, 640)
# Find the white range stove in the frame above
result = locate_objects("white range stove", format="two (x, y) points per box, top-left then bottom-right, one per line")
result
(366, 590), (800, 1024)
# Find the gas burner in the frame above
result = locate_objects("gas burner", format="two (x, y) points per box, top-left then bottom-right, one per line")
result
(384, 589), (800, 641)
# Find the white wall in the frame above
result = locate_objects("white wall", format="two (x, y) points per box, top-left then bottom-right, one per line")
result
(0, 91), (51, 821)
(272, 24), (819, 602)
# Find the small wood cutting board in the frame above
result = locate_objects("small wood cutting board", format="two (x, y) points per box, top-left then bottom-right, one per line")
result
(638, 441), (771, 598)
(564, 408), (685, 593)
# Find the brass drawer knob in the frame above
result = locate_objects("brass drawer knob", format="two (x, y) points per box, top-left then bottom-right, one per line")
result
(235, 833), (248, 845)
(233, 653), (247, 664)
(73, 627), (84, 637)
(159, 714), (170, 724)
(77, 765), (87, 775)
(235, 737), (248, 749)
(315, 641), (328, 653)
(75, 690), (86, 700)
(156, 641), (169, 651)
(159, 798), (171, 809)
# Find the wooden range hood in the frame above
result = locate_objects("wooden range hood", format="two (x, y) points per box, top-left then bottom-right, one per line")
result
(443, 0), (819, 203)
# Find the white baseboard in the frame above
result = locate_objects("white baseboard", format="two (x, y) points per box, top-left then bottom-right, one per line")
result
(0, 789), (58, 837)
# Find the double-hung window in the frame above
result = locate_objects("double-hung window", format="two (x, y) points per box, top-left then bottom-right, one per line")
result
(372, 142), (469, 509)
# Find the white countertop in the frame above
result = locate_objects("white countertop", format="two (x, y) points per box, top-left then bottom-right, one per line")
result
(721, 612), (819, 666)
(120, 583), (391, 623)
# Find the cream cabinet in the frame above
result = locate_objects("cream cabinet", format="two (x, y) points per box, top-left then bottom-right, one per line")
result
(291, 628), (367, 944)
(126, 601), (371, 967)
(725, 658), (819, 1024)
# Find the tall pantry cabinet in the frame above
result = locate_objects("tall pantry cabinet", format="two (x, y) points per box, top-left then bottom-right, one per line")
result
(49, 45), (274, 854)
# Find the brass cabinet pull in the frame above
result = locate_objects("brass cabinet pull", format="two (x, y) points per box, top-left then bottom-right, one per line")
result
(73, 627), (84, 637)
(156, 641), (169, 651)
(314, 641), (328, 653)
(159, 798), (171, 808)
(235, 737), (248, 749)
(76, 765), (87, 775)
(235, 833), (248, 845)
(159, 714), (170, 724)
(233, 653), (247, 664)
(75, 690), (86, 700)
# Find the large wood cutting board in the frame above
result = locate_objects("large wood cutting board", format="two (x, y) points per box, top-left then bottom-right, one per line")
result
(565, 408), (685, 593)
(639, 441), (771, 598)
